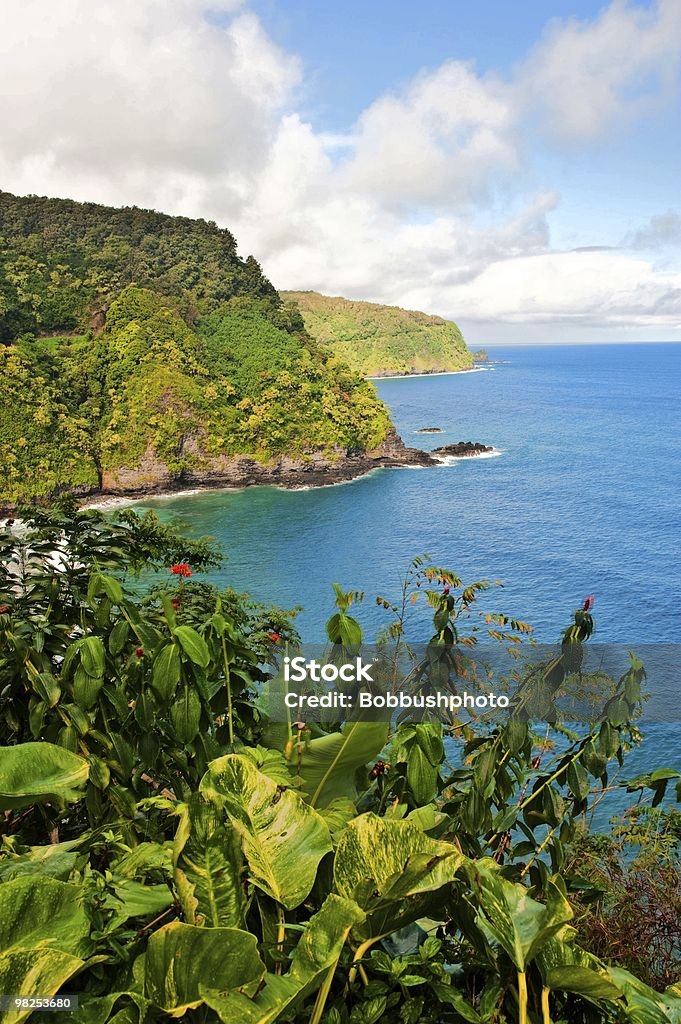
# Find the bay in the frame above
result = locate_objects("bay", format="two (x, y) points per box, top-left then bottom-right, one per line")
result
(133, 342), (681, 803)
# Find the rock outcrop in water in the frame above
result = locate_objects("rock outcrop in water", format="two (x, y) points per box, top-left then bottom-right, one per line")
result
(430, 441), (494, 459)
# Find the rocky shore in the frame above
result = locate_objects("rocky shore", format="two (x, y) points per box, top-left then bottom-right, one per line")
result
(1, 432), (497, 513)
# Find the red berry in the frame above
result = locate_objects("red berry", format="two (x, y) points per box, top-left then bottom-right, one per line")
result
(135, 647), (144, 657)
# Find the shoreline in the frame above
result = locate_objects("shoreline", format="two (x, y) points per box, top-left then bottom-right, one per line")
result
(367, 366), (487, 380)
(79, 446), (503, 511)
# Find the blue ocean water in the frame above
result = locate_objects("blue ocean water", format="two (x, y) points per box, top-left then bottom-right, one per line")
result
(133, 342), (681, 808)
(136, 342), (681, 645)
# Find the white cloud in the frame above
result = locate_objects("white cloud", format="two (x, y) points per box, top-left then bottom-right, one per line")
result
(340, 62), (518, 208)
(519, 0), (681, 142)
(0, 0), (680, 339)
(443, 251), (681, 325)
(0, 0), (299, 207)
(624, 211), (681, 249)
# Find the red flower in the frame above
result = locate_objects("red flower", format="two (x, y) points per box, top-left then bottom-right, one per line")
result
(171, 598), (182, 610)
(582, 594), (595, 612)
(0, 604), (10, 614)
(268, 631), (280, 643)
(135, 647), (144, 657)
(170, 563), (192, 577)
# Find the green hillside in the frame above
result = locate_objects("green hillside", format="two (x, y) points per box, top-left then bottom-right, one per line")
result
(0, 193), (391, 504)
(282, 290), (473, 376)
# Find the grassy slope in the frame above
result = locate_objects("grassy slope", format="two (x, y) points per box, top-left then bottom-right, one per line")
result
(283, 291), (473, 376)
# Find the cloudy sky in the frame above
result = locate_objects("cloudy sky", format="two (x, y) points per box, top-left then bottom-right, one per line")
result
(1, 0), (680, 344)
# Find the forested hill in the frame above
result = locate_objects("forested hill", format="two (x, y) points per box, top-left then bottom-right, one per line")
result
(282, 291), (473, 376)
(0, 192), (392, 505)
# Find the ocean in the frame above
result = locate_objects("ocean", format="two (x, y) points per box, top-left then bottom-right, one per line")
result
(133, 342), (681, 797)
(134, 342), (681, 645)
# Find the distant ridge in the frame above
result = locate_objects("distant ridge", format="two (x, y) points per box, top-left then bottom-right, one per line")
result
(282, 290), (473, 377)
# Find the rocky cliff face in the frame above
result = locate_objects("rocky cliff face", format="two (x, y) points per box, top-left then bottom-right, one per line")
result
(98, 426), (434, 497)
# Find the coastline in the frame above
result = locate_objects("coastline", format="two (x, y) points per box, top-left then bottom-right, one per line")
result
(367, 365), (487, 380)
(79, 443), (502, 510)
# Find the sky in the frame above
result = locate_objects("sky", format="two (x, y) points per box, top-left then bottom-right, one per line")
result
(0, 1), (680, 344)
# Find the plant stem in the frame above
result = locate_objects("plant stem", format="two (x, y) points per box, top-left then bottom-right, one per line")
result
(517, 970), (528, 1024)
(347, 936), (382, 988)
(274, 904), (285, 976)
(221, 636), (234, 747)
(310, 963), (337, 1024)
(541, 986), (552, 1024)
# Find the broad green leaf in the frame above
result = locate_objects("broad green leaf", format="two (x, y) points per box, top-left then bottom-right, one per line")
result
(0, 876), (91, 956)
(0, 839), (82, 882)
(80, 636), (106, 677)
(288, 721), (389, 809)
(546, 965), (622, 1002)
(170, 686), (201, 744)
(145, 921), (264, 1014)
(608, 967), (681, 1024)
(108, 619), (130, 656)
(429, 981), (482, 1023)
(0, 950), (85, 1024)
(173, 796), (246, 927)
(473, 862), (573, 971)
(151, 643), (181, 702)
(334, 814), (466, 939)
(0, 743), (89, 810)
(173, 625), (210, 668)
(407, 744), (437, 805)
(203, 894), (365, 1024)
(105, 880), (174, 921)
(200, 754), (331, 909)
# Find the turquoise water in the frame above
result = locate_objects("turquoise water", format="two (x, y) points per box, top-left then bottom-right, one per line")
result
(133, 342), (681, 801)
(136, 342), (681, 645)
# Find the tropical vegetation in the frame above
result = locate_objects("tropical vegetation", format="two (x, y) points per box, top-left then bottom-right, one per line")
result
(1, 503), (679, 1023)
(282, 291), (473, 377)
(0, 193), (391, 505)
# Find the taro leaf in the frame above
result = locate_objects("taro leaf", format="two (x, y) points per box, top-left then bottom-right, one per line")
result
(0, 839), (82, 882)
(200, 754), (332, 909)
(145, 921), (264, 1014)
(0, 876), (91, 956)
(240, 747), (292, 787)
(334, 813), (465, 939)
(203, 894), (365, 1024)
(173, 795), (246, 927)
(320, 797), (358, 843)
(546, 965), (622, 1003)
(0, 742), (89, 810)
(406, 804), (448, 832)
(288, 721), (389, 809)
(473, 861), (573, 971)
(0, 950), (85, 1024)
(607, 967), (681, 1024)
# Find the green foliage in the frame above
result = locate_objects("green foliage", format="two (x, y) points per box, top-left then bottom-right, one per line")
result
(283, 290), (474, 376)
(0, 509), (679, 1023)
(0, 195), (392, 504)
(0, 190), (277, 340)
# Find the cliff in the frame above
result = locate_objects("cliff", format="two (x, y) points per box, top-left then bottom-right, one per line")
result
(281, 290), (473, 377)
